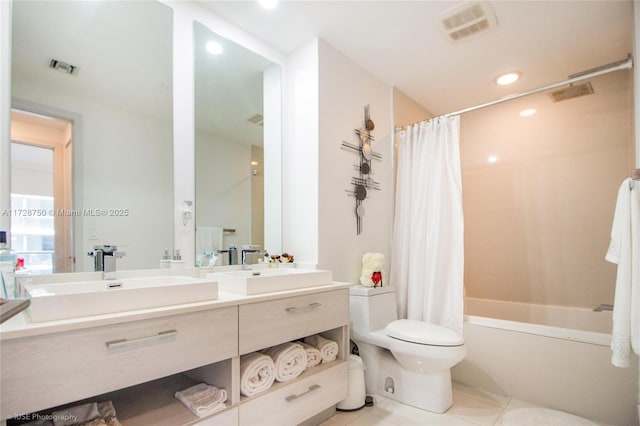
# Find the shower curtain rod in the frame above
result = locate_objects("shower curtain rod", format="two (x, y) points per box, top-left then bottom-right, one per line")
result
(394, 56), (634, 131)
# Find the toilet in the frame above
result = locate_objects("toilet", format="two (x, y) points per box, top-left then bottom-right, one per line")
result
(349, 286), (466, 413)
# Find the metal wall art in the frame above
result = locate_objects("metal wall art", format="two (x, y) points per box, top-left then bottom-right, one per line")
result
(341, 105), (382, 234)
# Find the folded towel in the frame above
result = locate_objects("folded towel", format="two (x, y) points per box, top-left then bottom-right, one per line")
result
(304, 334), (339, 363)
(52, 402), (101, 426)
(175, 383), (227, 418)
(263, 342), (307, 382)
(240, 352), (276, 396)
(299, 342), (322, 369)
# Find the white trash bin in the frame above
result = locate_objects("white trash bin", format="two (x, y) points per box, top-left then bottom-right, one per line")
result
(337, 354), (366, 411)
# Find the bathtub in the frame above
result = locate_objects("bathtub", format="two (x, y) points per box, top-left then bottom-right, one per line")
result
(452, 297), (638, 426)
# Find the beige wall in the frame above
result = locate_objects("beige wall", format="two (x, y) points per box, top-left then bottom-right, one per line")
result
(393, 87), (433, 127)
(461, 70), (634, 308)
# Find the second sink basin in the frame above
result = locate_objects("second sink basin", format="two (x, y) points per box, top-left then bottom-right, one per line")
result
(26, 275), (219, 322)
(210, 268), (332, 295)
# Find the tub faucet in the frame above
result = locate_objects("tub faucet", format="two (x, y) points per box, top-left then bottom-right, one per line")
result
(88, 245), (126, 280)
(593, 304), (613, 312)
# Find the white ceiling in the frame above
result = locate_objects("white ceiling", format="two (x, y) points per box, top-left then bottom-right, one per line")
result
(11, 1), (634, 143)
(197, 0), (634, 116)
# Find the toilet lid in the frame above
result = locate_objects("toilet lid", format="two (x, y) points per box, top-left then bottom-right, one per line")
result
(385, 319), (464, 346)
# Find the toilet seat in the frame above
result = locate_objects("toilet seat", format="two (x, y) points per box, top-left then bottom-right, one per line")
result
(385, 319), (464, 347)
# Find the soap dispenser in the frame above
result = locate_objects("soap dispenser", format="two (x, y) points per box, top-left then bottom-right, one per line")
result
(229, 245), (238, 265)
(160, 249), (171, 269)
(170, 249), (185, 275)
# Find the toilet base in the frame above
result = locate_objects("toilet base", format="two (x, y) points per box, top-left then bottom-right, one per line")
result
(355, 341), (453, 414)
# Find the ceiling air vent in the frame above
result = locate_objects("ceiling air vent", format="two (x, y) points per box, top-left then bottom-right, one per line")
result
(49, 59), (78, 75)
(438, 1), (497, 42)
(247, 114), (264, 127)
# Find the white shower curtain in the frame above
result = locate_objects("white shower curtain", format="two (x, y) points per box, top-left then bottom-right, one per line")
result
(390, 116), (464, 334)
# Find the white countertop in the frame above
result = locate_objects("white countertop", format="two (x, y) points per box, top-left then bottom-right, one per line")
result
(0, 282), (353, 341)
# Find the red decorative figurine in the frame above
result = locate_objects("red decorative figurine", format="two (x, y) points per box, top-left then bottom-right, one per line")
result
(371, 271), (382, 287)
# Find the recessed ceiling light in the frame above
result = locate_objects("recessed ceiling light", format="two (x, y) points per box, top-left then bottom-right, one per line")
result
(495, 71), (521, 86)
(519, 108), (537, 117)
(487, 155), (498, 164)
(259, 0), (278, 9)
(206, 41), (223, 55)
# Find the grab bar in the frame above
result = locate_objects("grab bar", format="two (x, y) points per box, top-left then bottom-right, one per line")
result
(593, 304), (613, 312)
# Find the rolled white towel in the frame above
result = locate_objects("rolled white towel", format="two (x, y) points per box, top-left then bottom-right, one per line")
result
(263, 342), (307, 382)
(304, 334), (339, 363)
(299, 342), (322, 369)
(175, 383), (227, 418)
(240, 352), (276, 397)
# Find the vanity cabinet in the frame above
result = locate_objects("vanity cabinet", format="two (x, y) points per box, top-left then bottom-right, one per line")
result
(238, 289), (349, 426)
(0, 284), (350, 426)
(0, 307), (238, 418)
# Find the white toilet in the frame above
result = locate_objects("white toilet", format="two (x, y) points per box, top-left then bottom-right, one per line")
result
(349, 286), (466, 413)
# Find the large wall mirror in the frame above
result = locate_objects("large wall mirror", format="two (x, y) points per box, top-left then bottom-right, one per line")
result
(10, 0), (174, 274)
(194, 21), (282, 266)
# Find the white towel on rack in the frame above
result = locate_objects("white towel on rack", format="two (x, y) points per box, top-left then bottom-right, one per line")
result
(263, 342), (307, 382)
(304, 334), (339, 363)
(240, 352), (276, 396)
(606, 178), (640, 367)
(196, 226), (224, 257)
(299, 342), (322, 369)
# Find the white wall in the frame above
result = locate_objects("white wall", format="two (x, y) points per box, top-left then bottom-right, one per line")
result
(317, 40), (393, 283)
(282, 39), (394, 283)
(282, 39), (319, 268)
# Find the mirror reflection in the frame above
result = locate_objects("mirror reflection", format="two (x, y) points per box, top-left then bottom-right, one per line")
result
(10, 0), (174, 273)
(194, 21), (281, 266)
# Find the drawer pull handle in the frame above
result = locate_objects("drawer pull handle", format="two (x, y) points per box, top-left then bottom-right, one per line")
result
(285, 384), (321, 402)
(105, 329), (178, 349)
(285, 302), (322, 313)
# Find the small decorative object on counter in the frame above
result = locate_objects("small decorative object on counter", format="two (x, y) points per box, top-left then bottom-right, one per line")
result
(360, 252), (384, 287)
(281, 252), (295, 263)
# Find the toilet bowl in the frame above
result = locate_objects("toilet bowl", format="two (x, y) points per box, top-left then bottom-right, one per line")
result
(349, 286), (466, 413)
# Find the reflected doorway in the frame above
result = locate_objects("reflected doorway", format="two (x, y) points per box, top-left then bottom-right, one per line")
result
(10, 109), (73, 274)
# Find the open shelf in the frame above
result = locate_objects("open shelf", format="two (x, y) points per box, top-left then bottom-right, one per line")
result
(239, 359), (346, 404)
(6, 363), (235, 426)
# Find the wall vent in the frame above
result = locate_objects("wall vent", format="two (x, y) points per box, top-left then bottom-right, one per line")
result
(247, 114), (264, 126)
(438, 2), (497, 42)
(49, 59), (78, 75)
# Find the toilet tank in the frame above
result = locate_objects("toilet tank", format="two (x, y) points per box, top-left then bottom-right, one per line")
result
(349, 286), (398, 332)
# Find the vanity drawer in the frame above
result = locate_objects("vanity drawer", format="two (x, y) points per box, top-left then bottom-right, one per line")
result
(238, 289), (348, 354)
(193, 407), (238, 426)
(238, 362), (348, 426)
(0, 307), (238, 419)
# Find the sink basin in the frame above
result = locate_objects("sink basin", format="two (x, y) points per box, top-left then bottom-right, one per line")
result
(26, 275), (218, 322)
(209, 268), (332, 295)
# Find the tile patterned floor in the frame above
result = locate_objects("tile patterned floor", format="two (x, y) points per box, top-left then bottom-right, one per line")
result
(319, 382), (600, 426)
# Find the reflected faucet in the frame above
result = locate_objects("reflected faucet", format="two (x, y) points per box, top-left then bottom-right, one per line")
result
(88, 245), (126, 280)
(242, 248), (263, 268)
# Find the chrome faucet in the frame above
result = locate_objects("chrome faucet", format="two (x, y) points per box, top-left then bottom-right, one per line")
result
(88, 245), (125, 280)
(242, 248), (263, 268)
